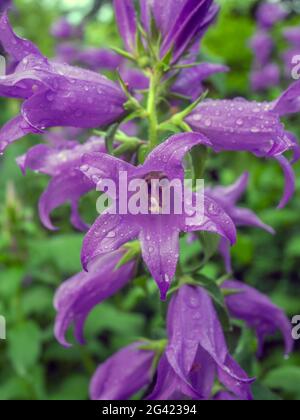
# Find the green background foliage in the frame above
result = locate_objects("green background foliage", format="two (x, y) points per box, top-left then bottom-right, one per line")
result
(0, 0), (300, 400)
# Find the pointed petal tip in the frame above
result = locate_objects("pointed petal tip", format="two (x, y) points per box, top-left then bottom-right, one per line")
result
(54, 327), (73, 349)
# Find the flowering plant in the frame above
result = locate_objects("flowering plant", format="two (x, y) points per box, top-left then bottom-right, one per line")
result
(0, 0), (300, 401)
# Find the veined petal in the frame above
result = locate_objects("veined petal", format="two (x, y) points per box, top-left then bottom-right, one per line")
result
(144, 132), (211, 181)
(170, 3), (219, 63)
(54, 251), (136, 347)
(186, 98), (293, 158)
(217, 355), (254, 401)
(184, 194), (236, 245)
(21, 81), (126, 131)
(139, 216), (180, 300)
(81, 152), (134, 186)
(167, 285), (254, 399)
(161, 0), (216, 60)
(114, 0), (137, 53)
(81, 214), (139, 271)
(146, 354), (201, 400)
(39, 170), (94, 230)
(167, 285), (227, 375)
(90, 343), (154, 400)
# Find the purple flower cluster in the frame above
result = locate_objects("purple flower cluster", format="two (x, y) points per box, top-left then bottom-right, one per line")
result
(249, 2), (288, 92)
(0, 0), (297, 401)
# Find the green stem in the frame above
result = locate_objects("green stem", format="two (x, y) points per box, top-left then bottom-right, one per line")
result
(147, 70), (160, 151)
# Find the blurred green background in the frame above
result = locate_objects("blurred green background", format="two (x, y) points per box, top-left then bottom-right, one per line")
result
(0, 0), (300, 400)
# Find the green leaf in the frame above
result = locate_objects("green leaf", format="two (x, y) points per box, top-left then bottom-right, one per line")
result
(263, 367), (300, 399)
(0, 268), (24, 299)
(27, 234), (83, 274)
(190, 145), (208, 184)
(105, 123), (119, 155)
(252, 382), (282, 401)
(199, 231), (220, 264)
(21, 287), (54, 316)
(8, 321), (42, 375)
(50, 375), (89, 401)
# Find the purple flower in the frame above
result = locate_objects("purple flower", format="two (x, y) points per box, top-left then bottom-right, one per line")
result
(51, 17), (83, 40)
(76, 48), (123, 72)
(17, 136), (106, 231)
(256, 2), (288, 29)
(251, 63), (281, 92)
(222, 280), (294, 357)
(0, 0), (11, 12)
(185, 89), (300, 208)
(114, 0), (137, 54)
(284, 27), (300, 47)
(115, 0), (218, 63)
(54, 249), (137, 347)
(0, 13), (127, 153)
(80, 133), (236, 300)
(206, 173), (274, 272)
(250, 31), (274, 66)
(55, 43), (123, 72)
(214, 391), (238, 400)
(148, 285), (254, 400)
(90, 343), (155, 400)
(172, 62), (229, 101)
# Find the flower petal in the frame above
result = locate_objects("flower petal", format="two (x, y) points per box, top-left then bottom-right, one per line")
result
(21, 79), (126, 131)
(144, 132), (211, 181)
(54, 250), (135, 347)
(184, 194), (237, 245)
(17, 136), (105, 177)
(223, 280), (294, 357)
(272, 79), (300, 116)
(217, 355), (254, 401)
(173, 62), (229, 100)
(39, 170), (94, 230)
(186, 98), (294, 158)
(232, 208), (275, 234)
(147, 354), (201, 400)
(0, 115), (40, 153)
(81, 152), (134, 186)
(275, 155), (296, 209)
(139, 216), (180, 300)
(219, 237), (232, 273)
(81, 213), (139, 271)
(90, 343), (154, 400)
(0, 12), (43, 61)
(113, 0), (137, 53)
